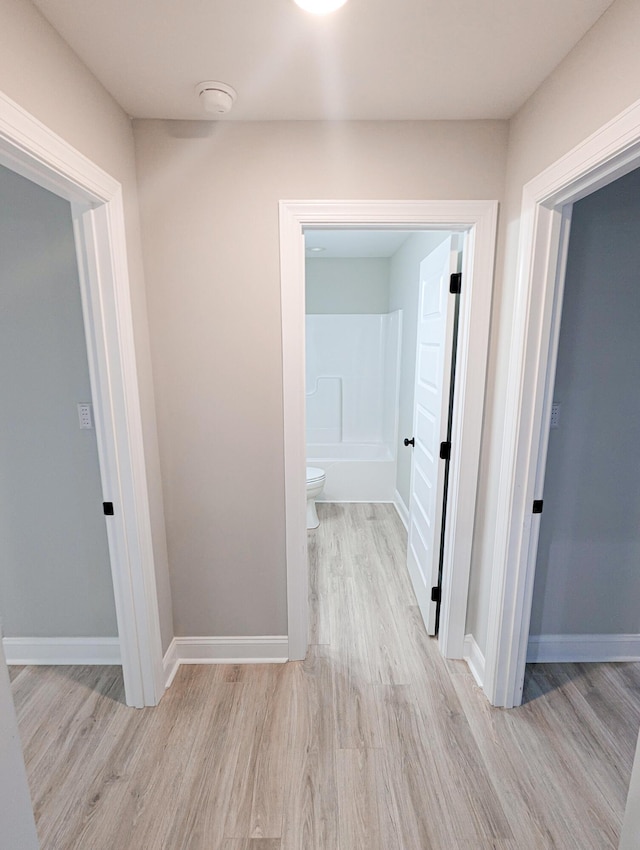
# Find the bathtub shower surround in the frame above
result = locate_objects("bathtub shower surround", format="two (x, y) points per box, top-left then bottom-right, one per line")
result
(306, 311), (402, 501)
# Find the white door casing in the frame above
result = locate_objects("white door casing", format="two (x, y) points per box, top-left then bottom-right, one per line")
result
(0, 90), (165, 707)
(0, 638), (39, 849)
(279, 200), (498, 663)
(407, 238), (458, 635)
(485, 97), (640, 709)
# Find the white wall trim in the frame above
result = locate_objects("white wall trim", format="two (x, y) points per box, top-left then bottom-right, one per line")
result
(0, 91), (164, 707)
(463, 634), (485, 687)
(318, 499), (396, 505)
(393, 490), (410, 530)
(486, 96), (640, 708)
(3, 637), (121, 666)
(280, 200), (498, 663)
(162, 639), (180, 689)
(527, 634), (640, 664)
(165, 637), (288, 670)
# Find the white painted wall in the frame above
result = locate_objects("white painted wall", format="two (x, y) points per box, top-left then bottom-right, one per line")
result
(0, 638), (39, 850)
(620, 730), (640, 849)
(305, 257), (390, 314)
(529, 167), (640, 637)
(0, 164), (117, 638)
(133, 119), (508, 637)
(388, 232), (451, 510)
(466, 0), (640, 654)
(0, 0), (173, 651)
(306, 313), (399, 447)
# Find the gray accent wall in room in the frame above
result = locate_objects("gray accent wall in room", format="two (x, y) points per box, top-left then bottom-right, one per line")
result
(0, 165), (117, 638)
(389, 231), (451, 511)
(305, 257), (391, 314)
(529, 167), (640, 637)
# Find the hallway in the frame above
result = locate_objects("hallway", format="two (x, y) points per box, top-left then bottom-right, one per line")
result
(11, 503), (640, 848)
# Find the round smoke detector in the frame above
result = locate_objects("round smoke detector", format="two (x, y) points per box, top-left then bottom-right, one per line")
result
(196, 81), (237, 116)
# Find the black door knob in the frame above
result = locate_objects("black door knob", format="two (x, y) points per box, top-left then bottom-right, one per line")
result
(404, 437), (415, 447)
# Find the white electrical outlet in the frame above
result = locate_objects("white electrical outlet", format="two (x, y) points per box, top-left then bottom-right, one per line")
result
(77, 403), (94, 429)
(550, 402), (561, 429)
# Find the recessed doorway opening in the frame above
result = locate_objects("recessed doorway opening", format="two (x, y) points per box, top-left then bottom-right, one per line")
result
(303, 227), (462, 639)
(486, 97), (640, 711)
(279, 200), (498, 667)
(0, 90), (165, 708)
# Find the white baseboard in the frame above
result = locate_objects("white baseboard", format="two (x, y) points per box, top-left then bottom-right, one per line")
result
(163, 636), (289, 687)
(463, 633), (485, 687)
(393, 490), (409, 530)
(162, 639), (180, 689)
(317, 499), (395, 504)
(2, 637), (120, 666)
(527, 634), (640, 664)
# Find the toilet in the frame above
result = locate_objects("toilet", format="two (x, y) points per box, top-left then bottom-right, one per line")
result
(306, 466), (326, 529)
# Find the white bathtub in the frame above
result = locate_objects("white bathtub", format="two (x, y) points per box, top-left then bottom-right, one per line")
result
(307, 442), (396, 502)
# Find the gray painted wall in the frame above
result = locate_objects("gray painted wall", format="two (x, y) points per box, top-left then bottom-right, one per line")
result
(0, 165), (117, 638)
(305, 257), (390, 314)
(389, 232), (451, 510)
(530, 167), (640, 636)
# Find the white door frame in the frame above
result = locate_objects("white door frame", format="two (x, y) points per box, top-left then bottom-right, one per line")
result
(485, 97), (640, 708)
(279, 200), (498, 661)
(0, 91), (165, 707)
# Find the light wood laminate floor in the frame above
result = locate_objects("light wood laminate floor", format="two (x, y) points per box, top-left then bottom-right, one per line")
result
(11, 503), (640, 849)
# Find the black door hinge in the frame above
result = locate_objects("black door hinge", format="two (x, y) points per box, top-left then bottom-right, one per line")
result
(532, 499), (544, 514)
(431, 586), (441, 603)
(450, 272), (462, 294)
(439, 441), (451, 460)
(103, 502), (114, 516)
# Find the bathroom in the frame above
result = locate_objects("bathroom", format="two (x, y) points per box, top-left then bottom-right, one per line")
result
(305, 228), (456, 531)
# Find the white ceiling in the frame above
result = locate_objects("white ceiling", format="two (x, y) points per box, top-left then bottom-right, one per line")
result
(305, 229), (415, 257)
(31, 0), (614, 121)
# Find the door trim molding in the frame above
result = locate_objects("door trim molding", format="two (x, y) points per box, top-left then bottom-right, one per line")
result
(279, 200), (498, 661)
(463, 634), (486, 687)
(0, 90), (164, 707)
(485, 96), (640, 708)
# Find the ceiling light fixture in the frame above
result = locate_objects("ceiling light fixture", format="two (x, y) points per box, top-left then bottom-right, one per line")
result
(294, 0), (348, 14)
(308, 246), (326, 252)
(196, 81), (237, 115)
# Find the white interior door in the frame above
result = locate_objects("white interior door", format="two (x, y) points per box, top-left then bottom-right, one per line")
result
(406, 236), (458, 635)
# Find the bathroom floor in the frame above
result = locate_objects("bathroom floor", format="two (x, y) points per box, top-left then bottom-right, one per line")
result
(11, 503), (640, 849)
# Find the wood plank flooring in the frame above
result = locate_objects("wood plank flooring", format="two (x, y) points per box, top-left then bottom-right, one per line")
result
(11, 503), (640, 849)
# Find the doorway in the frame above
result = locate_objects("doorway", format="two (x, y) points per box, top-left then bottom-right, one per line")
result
(0, 91), (164, 707)
(526, 167), (640, 668)
(303, 229), (460, 640)
(0, 164), (118, 663)
(279, 200), (498, 665)
(486, 97), (640, 710)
